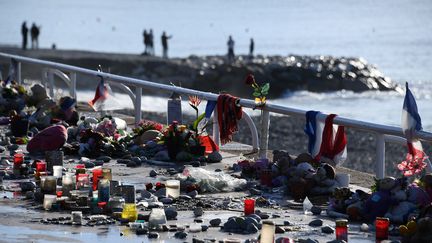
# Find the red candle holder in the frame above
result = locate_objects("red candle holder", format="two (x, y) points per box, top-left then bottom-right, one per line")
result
(92, 169), (103, 191)
(98, 201), (107, 209)
(76, 173), (90, 189)
(36, 161), (47, 173)
(56, 191), (63, 198)
(375, 217), (389, 241)
(13, 153), (24, 166)
(244, 198), (255, 215)
(335, 219), (348, 241)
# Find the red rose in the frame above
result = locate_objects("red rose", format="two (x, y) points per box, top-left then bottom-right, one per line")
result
(244, 74), (255, 86)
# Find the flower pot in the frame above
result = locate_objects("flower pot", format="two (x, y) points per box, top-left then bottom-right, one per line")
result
(189, 145), (206, 156)
(11, 118), (29, 137)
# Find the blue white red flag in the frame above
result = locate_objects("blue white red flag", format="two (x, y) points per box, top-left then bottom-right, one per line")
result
(398, 82), (429, 176)
(88, 76), (109, 111)
(304, 111), (347, 165)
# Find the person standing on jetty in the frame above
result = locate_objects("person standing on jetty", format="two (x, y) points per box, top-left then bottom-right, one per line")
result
(249, 38), (254, 59)
(161, 31), (172, 59)
(21, 22), (28, 50)
(227, 35), (235, 62)
(30, 23), (40, 49)
(143, 29), (149, 55)
(149, 29), (155, 56)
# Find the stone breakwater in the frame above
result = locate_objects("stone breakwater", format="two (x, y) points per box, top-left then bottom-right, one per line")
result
(0, 47), (398, 98)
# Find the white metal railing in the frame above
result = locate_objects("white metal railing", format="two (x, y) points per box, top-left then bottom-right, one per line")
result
(1, 52), (431, 179)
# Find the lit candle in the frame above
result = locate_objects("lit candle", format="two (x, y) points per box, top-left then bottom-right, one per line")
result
(244, 198), (255, 215)
(335, 219), (348, 241)
(375, 217), (390, 241)
(53, 165), (63, 178)
(36, 161), (47, 172)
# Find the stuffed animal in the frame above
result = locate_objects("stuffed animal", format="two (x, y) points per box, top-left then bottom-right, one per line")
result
(363, 177), (397, 221)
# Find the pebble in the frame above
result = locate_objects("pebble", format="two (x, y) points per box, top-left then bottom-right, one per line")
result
(192, 238), (205, 243)
(0, 146), (5, 153)
(84, 162), (95, 168)
(298, 239), (319, 243)
(126, 161), (137, 167)
(141, 190), (153, 199)
(208, 151), (222, 163)
(360, 223), (369, 232)
(249, 188), (262, 196)
(174, 231), (188, 239)
(194, 218), (203, 223)
(136, 228), (148, 235)
(246, 223), (259, 233)
(160, 197), (174, 204)
(283, 220), (291, 226)
(193, 207), (204, 217)
(187, 190), (198, 198)
(201, 225), (208, 231)
(148, 232), (159, 239)
(308, 219), (323, 227)
(154, 188), (166, 198)
(209, 218), (221, 227)
(7, 144), (19, 151)
(258, 212), (269, 220)
(97, 156), (112, 162)
(321, 226), (334, 234)
(275, 226), (285, 234)
(149, 170), (158, 177)
(311, 206), (322, 215)
(94, 160), (104, 166)
(117, 159), (130, 164)
(165, 207), (178, 220)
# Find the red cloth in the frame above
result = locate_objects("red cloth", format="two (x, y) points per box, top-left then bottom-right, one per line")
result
(27, 125), (68, 153)
(198, 135), (219, 154)
(217, 94), (242, 144)
(318, 114), (347, 161)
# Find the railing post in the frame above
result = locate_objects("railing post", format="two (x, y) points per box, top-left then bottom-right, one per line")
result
(16, 61), (22, 84)
(212, 109), (220, 147)
(134, 87), (142, 126)
(259, 110), (270, 159)
(48, 71), (55, 98)
(70, 72), (77, 100)
(376, 134), (386, 179)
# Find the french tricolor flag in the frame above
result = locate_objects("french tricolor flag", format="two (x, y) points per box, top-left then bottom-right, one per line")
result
(398, 82), (430, 175)
(305, 111), (347, 166)
(88, 76), (109, 111)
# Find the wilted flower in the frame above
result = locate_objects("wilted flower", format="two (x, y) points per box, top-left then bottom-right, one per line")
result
(188, 95), (201, 108)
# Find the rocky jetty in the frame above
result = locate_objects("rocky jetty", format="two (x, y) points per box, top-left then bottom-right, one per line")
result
(0, 47), (398, 98)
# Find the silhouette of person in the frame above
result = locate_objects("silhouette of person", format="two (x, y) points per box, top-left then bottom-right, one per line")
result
(161, 31), (172, 58)
(21, 22), (28, 50)
(30, 23), (40, 49)
(149, 29), (154, 56)
(143, 29), (149, 55)
(227, 35), (235, 62)
(249, 38), (254, 58)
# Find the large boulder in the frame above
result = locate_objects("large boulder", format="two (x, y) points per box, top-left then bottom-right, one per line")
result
(27, 125), (67, 153)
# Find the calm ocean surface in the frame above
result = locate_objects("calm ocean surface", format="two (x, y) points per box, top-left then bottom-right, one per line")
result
(1, 0), (431, 130)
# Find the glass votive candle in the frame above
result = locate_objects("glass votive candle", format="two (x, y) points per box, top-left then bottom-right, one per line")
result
(71, 211), (83, 224)
(260, 169), (273, 187)
(53, 166), (63, 178)
(260, 220), (275, 243)
(375, 217), (390, 241)
(98, 179), (110, 202)
(121, 203), (138, 222)
(244, 198), (255, 215)
(42, 176), (57, 194)
(75, 164), (86, 176)
(335, 219), (348, 241)
(92, 169), (103, 191)
(43, 194), (57, 210)
(76, 173), (90, 189)
(36, 161), (47, 172)
(166, 180), (180, 199)
(13, 153), (24, 166)
(62, 174), (75, 197)
(102, 168), (112, 180)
